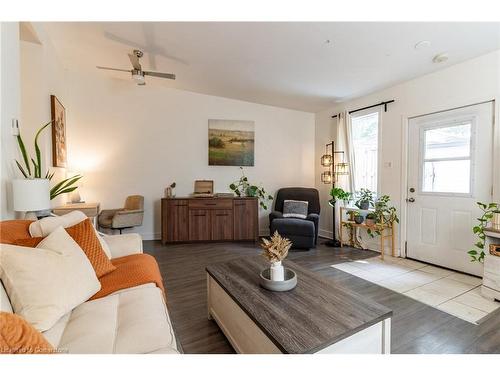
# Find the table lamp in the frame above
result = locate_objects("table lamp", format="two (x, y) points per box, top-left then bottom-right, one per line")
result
(12, 179), (51, 220)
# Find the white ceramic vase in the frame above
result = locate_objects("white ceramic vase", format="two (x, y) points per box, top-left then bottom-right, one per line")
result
(270, 261), (285, 281)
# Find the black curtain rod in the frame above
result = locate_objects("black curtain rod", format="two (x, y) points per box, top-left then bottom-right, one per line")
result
(331, 100), (395, 118)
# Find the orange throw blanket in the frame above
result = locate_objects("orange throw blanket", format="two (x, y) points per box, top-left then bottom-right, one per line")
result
(89, 254), (165, 301)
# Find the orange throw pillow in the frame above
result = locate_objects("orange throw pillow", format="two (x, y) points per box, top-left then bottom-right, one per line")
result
(14, 219), (116, 278)
(0, 312), (55, 354)
(65, 219), (116, 278)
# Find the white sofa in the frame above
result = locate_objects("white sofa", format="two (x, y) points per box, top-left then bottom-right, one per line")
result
(0, 233), (179, 354)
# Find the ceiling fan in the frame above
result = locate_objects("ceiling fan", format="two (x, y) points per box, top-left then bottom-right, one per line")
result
(96, 49), (176, 85)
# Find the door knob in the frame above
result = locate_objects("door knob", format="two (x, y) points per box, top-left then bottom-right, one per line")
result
(407, 197), (415, 203)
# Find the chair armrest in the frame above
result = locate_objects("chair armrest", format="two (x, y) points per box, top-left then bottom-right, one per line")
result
(98, 209), (120, 227)
(112, 209), (144, 228)
(114, 209), (144, 216)
(269, 211), (283, 223)
(102, 233), (143, 259)
(306, 213), (320, 244)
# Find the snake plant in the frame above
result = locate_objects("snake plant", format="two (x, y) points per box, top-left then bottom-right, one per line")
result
(15, 121), (82, 200)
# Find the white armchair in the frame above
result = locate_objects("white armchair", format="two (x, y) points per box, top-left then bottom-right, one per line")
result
(98, 195), (144, 234)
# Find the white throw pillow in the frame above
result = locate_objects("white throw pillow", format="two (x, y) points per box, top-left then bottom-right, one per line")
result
(29, 211), (112, 259)
(282, 199), (309, 219)
(0, 226), (101, 331)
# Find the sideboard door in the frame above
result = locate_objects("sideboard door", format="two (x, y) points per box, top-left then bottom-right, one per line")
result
(233, 199), (258, 241)
(189, 209), (211, 241)
(211, 209), (234, 241)
(165, 199), (189, 242)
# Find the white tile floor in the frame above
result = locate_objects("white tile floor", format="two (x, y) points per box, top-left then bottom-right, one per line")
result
(332, 255), (500, 324)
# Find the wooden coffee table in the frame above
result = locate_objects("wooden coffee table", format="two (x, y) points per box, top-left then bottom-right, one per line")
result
(206, 256), (392, 354)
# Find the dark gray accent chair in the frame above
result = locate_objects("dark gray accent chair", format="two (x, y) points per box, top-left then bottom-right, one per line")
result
(269, 187), (320, 249)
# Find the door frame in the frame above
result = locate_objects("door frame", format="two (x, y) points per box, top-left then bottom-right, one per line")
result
(399, 98), (498, 259)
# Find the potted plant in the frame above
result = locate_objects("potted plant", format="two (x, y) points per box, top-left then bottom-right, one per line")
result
(346, 210), (357, 221)
(355, 188), (374, 210)
(261, 231), (292, 281)
(14, 121), (82, 205)
(353, 212), (364, 224)
(329, 187), (352, 207)
(469, 202), (500, 262)
(367, 194), (399, 238)
(229, 167), (273, 209)
(365, 212), (377, 226)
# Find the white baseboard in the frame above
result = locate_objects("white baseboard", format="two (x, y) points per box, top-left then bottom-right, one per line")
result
(259, 228), (270, 237)
(318, 228), (333, 239)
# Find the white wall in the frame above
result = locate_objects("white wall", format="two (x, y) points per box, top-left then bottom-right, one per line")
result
(316, 50), (500, 254)
(0, 22), (21, 219)
(20, 23), (68, 208)
(64, 70), (315, 239)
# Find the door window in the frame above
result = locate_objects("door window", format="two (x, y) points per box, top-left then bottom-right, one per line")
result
(420, 121), (473, 195)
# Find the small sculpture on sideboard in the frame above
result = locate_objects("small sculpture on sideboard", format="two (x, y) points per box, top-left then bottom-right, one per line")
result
(165, 182), (176, 198)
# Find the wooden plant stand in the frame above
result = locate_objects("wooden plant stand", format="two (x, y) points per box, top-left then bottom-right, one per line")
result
(339, 206), (396, 260)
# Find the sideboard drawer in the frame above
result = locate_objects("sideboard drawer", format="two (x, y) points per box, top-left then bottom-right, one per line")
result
(189, 199), (233, 210)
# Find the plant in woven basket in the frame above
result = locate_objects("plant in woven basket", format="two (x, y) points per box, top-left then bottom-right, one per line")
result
(261, 231), (292, 263)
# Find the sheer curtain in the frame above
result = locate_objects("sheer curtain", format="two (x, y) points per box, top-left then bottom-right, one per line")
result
(335, 111), (359, 243)
(336, 111), (354, 194)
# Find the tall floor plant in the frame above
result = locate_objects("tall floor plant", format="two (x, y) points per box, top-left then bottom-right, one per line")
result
(15, 121), (82, 200)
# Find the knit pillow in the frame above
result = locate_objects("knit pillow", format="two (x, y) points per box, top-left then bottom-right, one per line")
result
(64, 219), (116, 278)
(283, 200), (309, 219)
(17, 219), (116, 278)
(0, 312), (55, 354)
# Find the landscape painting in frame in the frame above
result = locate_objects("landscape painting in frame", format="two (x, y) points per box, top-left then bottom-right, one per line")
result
(208, 119), (255, 166)
(50, 95), (67, 168)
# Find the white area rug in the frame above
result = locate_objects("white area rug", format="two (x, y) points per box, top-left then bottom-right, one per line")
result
(332, 256), (500, 324)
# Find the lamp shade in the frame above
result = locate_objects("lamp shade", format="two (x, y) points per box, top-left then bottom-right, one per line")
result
(321, 154), (333, 167)
(335, 162), (349, 175)
(12, 179), (51, 212)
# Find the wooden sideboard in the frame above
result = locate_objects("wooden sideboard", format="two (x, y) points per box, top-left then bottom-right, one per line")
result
(161, 197), (258, 244)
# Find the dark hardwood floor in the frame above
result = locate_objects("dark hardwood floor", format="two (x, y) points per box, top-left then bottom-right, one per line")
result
(144, 239), (500, 354)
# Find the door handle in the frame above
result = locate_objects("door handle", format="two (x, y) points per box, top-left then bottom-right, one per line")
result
(406, 197), (415, 203)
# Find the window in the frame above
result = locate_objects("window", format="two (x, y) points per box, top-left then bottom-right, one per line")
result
(351, 111), (379, 193)
(421, 121), (473, 194)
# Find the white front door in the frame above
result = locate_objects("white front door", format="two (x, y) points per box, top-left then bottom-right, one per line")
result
(406, 102), (494, 276)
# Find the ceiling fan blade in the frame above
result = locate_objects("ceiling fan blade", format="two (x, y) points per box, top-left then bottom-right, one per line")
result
(143, 71), (176, 80)
(96, 66), (131, 73)
(128, 53), (142, 70)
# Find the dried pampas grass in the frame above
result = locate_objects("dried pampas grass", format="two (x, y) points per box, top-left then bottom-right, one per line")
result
(261, 231), (292, 263)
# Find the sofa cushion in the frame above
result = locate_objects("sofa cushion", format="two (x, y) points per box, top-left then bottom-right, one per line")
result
(0, 227), (101, 331)
(0, 280), (13, 313)
(45, 284), (178, 354)
(0, 312), (55, 354)
(271, 217), (315, 236)
(29, 211), (112, 259)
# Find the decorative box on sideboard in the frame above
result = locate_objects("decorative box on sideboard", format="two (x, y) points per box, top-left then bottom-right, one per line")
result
(161, 197), (258, 244)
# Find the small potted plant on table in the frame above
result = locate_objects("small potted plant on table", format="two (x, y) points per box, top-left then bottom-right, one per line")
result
(365, 212), (377, 226)
(355, 188), (374, 210)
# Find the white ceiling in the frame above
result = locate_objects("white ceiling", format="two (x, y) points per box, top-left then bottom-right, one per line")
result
(41, 22), (500, 112)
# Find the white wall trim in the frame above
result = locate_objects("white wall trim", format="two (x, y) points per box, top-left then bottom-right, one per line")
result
(319, 228), (333, 239)
(399, 115), (409, 259)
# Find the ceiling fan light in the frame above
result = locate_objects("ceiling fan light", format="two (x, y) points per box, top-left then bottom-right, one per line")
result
(132, 70), (145, 84)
